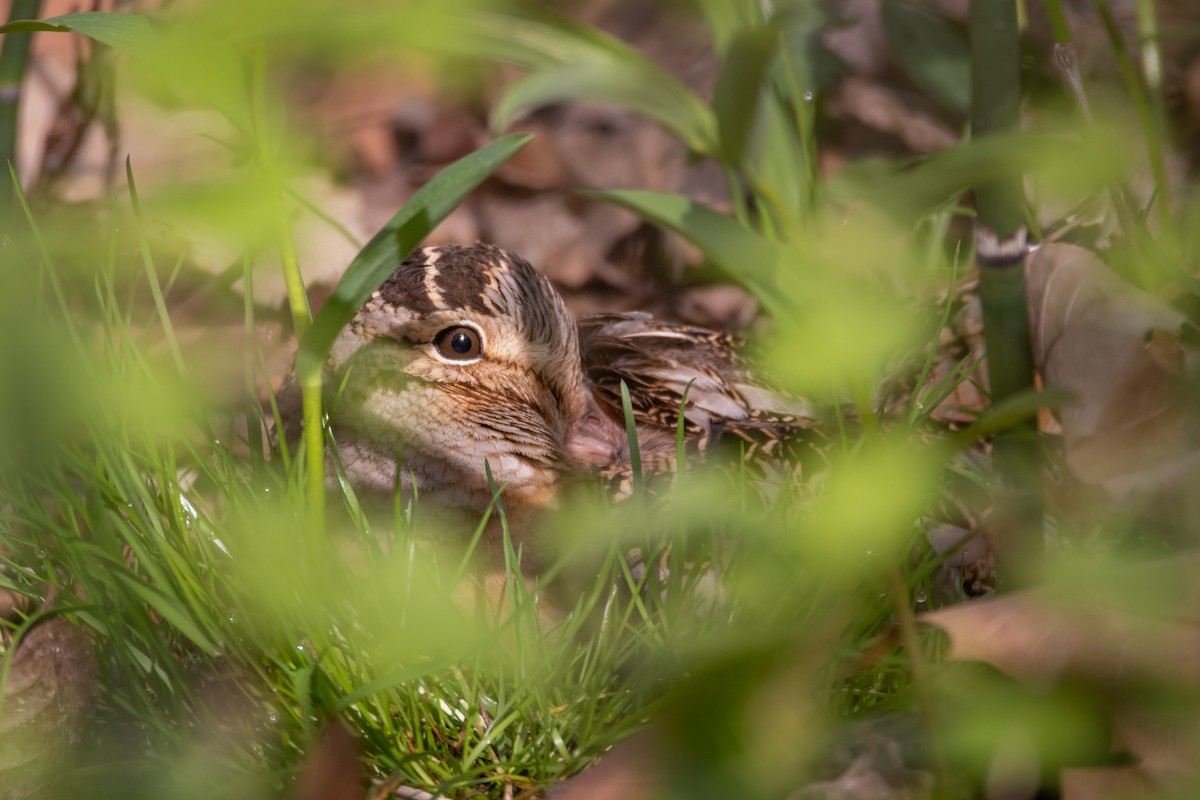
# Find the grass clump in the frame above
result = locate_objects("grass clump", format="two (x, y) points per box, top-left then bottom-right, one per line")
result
(4, 1), (1200, 799)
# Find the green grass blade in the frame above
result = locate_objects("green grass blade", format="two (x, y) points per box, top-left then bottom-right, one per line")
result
(115, 572), (218, 656)
(297, 133), (532, 371)
(492, 62), (716, 154)
(711, 24), (778, 167)
(471, 11), (716, 153)
(881, 1), (971, 113)
(619, 380), (642, 497)
(582, 188), (793, 315)
(125, 158), (185, 375)
(0, 11), (156, 53)
(675, 379), (693, 492)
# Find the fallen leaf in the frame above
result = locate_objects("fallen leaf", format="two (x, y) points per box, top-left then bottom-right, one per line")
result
(0, 618), (98, 800)
(1025, 243), (1200, 500)
(544, 731), (661, 800)
(293, 722), (365, 800)
(923, 553), (1200, 792)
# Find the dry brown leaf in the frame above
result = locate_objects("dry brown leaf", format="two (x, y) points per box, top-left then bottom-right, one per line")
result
(543, 731), (661, 800)
(0, 618), (98, 800)
(925, 587), (1200, 689)
(1026, 243), (1200, 499)
(923, 553), (1200, 791)
(1059, 766), (1158, 800)
(293, 722), (365, 800)
(826, 77), (958, 154)
(923, 553), (1200, 684)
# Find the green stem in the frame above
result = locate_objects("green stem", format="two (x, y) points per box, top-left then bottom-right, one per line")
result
(0, 0), (42, 222)
(126, 158), (186, 375)
(1094, 0), (1172, 239)
(1043, 0), (1072, 44)
(970, 0), (1042, 589)
(970, 0), (1023, 238)
(884, 562), (952, 797)
(1132, 0), (1173, 239)
(249, 50), (324, 542)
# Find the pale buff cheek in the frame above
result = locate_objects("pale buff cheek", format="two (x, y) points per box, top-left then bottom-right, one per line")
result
(477, 319), (535, 367)
(348, 383), (549, 479)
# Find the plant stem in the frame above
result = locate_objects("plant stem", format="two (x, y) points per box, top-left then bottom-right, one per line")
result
(249, 50), (324, 543)
(884, 561), (952, 797)
(970, 0), (1042, 589)
(1044, 0), (1072, 44)
(970, 1), (1022, 240)
(0, 0), (41, 223)
(1132, 0), (1175, 245)
(1094, 0), (1172, 240)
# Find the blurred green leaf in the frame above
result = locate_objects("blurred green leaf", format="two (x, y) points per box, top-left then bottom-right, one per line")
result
(711, 24), (778, 166)
(0, 11), (252, 128)
(802, 436), (940, 574)
(476, 11), (716, 153)
(954, 388), (1072, 444)
(0, 11), (156, 53)
(762, 208), (928, 399)
(582, 188), (793, 314)
(831, 130), (1130, 225)
(881, 2), (971, 114)
(298, 134), (532, 371)
(492, 62), (717, 154)
(464, 9), (651, 68)
(116, 572), (218, 656)
(695, 0), (763, 56)
(940, 664), (1114, 784)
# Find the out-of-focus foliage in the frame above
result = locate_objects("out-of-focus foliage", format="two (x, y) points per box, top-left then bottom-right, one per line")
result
(2, 0), (1200, 798)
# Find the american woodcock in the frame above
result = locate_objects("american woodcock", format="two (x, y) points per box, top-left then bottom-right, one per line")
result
(301, 243), (815, 530)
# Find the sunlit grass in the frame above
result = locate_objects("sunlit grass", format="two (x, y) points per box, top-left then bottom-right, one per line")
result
(3, 1), (1200, 798)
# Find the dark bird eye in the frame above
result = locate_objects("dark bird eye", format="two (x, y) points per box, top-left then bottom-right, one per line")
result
(434, 325), (482, 361)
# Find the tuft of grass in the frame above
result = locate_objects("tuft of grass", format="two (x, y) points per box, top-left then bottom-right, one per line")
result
(6, 2), (1200, 799)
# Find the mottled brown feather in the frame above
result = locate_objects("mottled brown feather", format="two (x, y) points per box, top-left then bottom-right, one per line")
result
(284, 243), (821, 526)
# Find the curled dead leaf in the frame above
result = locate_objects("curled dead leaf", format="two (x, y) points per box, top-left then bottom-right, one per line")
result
(922, 553), (1200, 794)
(294, 722), (365, 800)
(544, 731), (661, 800)
(1026, 243), (1200, 499)
(0, 617), (98, 800)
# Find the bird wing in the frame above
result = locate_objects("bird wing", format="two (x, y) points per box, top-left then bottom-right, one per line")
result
(576, 313), (818, 457)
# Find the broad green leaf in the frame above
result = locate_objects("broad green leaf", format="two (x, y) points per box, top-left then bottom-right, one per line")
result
(830, 131), (1129, 226)
(464, 10), (655, 69)
(953, 388), (1071, 446)
(492, 63), (717, 154)
(297, 134), (532, 372)
(0, 12), (156, 54)
(472, 11), (716, 154)
(116, 573), (218, 655)
(695, 0), (764, 56)
(881, 2), (971, 114)
(711, 24), (778, 167)
(405, 8), (717, 148)
(0, 12), (250, 128)
(583, 188), (794, 315)
(803, 437), (941, 574)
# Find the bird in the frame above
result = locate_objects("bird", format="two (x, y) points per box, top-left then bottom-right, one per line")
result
(298, 242), (818, 540)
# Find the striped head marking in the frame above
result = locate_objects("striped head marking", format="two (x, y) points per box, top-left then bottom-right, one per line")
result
(326, 244), (590, 505)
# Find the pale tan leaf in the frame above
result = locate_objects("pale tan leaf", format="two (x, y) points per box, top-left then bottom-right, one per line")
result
(923, 554), (1200, 790)
(1025, 243), (1200, 498)
(544, 731), (661, 800)
(0, 619), (98, 800)
(1060, 766), (1158, 800)
(923, 553), (1200, 687)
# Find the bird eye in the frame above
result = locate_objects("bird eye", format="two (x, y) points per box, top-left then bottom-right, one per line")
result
(434, 325), (483, 362)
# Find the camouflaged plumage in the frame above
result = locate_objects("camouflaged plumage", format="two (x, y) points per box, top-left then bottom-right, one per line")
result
(309, 243), (819, 522)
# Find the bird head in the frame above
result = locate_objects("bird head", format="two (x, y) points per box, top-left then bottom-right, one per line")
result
(324, 243), (596, 515)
